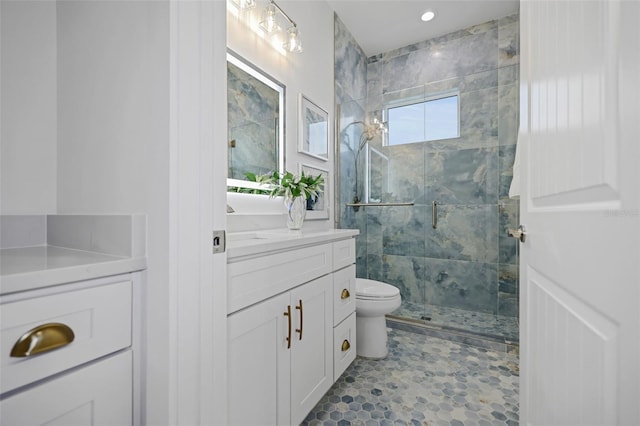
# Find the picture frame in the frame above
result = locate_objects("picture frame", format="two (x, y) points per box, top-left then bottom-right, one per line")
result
(298, 94), (329, 161)
(300, 163), (330, 220)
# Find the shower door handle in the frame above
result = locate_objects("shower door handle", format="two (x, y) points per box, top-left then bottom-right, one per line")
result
(508, 225), (526, 243)
(432, 201), (438, 229)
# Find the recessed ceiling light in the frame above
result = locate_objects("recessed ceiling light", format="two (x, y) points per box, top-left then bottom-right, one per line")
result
(421, 10), (435, 22)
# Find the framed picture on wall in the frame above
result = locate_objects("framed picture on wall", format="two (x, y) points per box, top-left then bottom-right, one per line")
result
(298, 94), (329, 161)
(300, 163), (330, 220)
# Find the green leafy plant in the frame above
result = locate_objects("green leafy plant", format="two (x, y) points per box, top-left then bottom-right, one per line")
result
(262, 170), (324, 200)
(228, 172), (274, 195)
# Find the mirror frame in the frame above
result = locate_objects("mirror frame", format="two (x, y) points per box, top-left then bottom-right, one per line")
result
(227, 50), (285, 190)
(298, 94), (329, 161)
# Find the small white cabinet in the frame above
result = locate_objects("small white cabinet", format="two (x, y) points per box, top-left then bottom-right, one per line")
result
(228, 275), (332, 426)
(0, 274), (138, 426)
(227, 230), (357, 426)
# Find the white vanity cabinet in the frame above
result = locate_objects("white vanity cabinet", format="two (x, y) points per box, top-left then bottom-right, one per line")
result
(228, 275), (332, 426)
(0, 274), (137, 426)
(227, 230), (358, 426)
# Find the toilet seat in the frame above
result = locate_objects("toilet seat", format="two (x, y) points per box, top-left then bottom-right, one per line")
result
(356, 279), (400, 300)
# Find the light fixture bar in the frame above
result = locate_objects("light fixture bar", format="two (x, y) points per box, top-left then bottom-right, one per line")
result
(267, 0), (297, 28)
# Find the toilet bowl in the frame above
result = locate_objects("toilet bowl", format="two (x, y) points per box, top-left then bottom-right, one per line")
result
(355, 278), (401, 359)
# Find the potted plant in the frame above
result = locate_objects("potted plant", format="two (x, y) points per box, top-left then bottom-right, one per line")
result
(261, 170), (324, 229)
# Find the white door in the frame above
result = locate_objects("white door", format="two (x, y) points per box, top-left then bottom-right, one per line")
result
(519, 1), (639, 425)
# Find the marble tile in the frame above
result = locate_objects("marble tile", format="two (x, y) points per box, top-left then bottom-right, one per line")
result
(423, 258), (498, 315)
(425, 147), (499, 205)
(335, 13), (367, 104)
(382, 30), (499, 94)
(367, 60), (383, 98)
(425, 204), (499, 263)
(303, 328), (519, 426)
(382, 254), (426, 305)
(459, 87), (499, 148)
(380, 19), (499, 62)
(499, 15), (520, 67)
(498, 264), (519, 318)
(498, 64), (519, 87)
(498, 83), (519, 148)
(499, 144), (517, 200)
(381, 206), (427, 257)
(498, 201), (519, 265)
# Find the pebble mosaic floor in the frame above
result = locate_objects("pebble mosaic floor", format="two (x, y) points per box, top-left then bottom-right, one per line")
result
(392, 301), (519, 342)
(302, 328), (519, 426)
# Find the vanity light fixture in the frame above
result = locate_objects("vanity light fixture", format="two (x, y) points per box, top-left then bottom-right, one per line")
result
(259, 0), (303, 53)
(283, 25), (303, 53)
(421, 10), (436, 22)
(259, 2), (278, 32)
(230, 0), (256, 11)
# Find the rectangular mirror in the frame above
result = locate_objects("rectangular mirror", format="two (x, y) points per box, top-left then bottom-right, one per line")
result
(227, 51), (285, 192)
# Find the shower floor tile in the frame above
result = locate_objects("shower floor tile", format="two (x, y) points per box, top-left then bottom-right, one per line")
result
(302, 328), (519, 426)
(392, 300), (519, 342)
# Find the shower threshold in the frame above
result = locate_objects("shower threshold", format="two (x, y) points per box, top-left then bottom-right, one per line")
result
(386, 314), (519, 354)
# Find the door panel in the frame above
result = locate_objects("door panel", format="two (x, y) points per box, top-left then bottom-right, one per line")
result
(520, 0), (639, 424)
(290, 275), (333, 426)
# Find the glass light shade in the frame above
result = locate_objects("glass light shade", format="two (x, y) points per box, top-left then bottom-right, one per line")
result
(283, 26), (303, 53)
(259, 4), (277, 33)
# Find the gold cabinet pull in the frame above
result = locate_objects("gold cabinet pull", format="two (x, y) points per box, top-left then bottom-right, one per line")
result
(341, 289), (350, 299)
(284, 305), (292, 349)
(295, 299), (303, 340)
(341, 339), (351, 352)
(10, 323), (75, 358)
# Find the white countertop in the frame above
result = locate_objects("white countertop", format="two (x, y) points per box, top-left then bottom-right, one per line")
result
(227, 228), (359, 260)
(0, 245), (147, 295)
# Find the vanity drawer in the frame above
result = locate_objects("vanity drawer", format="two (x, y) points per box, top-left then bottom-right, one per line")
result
(228, 243), (332, 314)
(1, 351), (132, 426)
(333, 265), (356, 325)
(333, 312), (356, 380)
(0, 279), (132, 394)
(333, 239), (355, 271)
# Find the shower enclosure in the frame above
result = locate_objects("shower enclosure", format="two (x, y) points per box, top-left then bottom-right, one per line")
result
(335, 13), (520, 342)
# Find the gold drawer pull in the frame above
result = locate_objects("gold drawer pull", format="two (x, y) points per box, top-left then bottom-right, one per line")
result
(10, 323), (75, 358)
(340, 289), (350, 299)
(341, 339), (351, 352)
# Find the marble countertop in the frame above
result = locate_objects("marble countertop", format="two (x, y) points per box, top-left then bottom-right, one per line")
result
(227, 228), (359, 260)
(0, 245), (147, 295)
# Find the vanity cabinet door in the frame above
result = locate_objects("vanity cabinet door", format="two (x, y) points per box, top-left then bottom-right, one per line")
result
(228, 292), (291, 426)
(290, 275), (333, 426)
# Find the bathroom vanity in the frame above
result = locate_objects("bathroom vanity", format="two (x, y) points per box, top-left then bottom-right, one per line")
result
(0, 215), (146, 426)
(227, 228), (358, 425)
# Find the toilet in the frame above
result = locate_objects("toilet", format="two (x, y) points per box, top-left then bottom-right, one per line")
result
(355, 278), (402, 359)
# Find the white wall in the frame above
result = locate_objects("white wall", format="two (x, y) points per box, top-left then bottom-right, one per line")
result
(227, 0), (335, 231)
(54, 2), (171, 424)
(1, 1), (57, 214)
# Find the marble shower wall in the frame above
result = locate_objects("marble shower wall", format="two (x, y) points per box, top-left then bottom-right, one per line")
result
(335, 14), (520, 321)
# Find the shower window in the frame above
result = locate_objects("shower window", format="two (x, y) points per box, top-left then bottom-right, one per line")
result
(384, 90), (460, 145)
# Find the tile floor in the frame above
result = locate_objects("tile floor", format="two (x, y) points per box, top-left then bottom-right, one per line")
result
(302, 328), (519, 426)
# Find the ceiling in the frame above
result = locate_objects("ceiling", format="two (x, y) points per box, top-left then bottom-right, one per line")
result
(326, 0), (519, 57)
